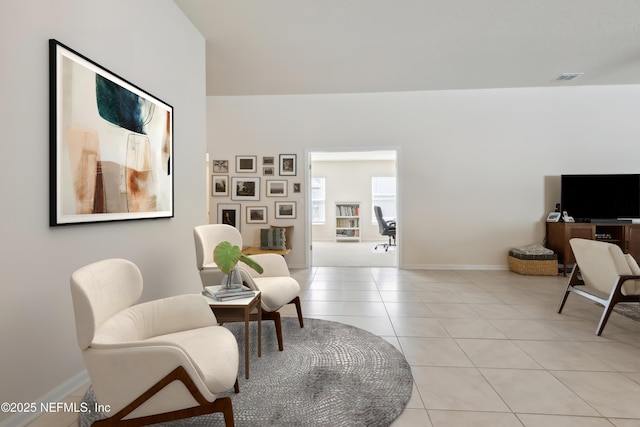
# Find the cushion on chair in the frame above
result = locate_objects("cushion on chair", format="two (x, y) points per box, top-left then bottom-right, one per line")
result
(508, 244), (556, 259)
(92, 294), (217, 344)
(260, 228), (287, 250)
(251, 276), (300, 312)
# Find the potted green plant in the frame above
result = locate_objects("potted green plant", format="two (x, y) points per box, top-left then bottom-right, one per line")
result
(213, 241), (263, 288)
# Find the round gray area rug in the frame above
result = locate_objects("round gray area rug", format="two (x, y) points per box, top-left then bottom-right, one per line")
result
(79, 317), (413, 427)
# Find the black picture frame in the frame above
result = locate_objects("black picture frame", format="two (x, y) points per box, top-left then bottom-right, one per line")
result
(49, 39), (174, 226)
(218, 203), (241, 230)
(279, 154), (297, 176)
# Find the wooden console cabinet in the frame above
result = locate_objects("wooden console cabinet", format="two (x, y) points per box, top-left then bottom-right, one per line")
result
(546, 222), (640, 275)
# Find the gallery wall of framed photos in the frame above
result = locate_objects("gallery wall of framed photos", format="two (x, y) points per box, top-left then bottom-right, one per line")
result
(211, 154), (301, 236)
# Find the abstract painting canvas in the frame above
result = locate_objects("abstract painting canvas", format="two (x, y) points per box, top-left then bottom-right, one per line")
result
(49, 39), (174, 225)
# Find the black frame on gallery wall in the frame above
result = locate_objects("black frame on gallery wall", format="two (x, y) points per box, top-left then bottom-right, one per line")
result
(279, 154), (297, 176)
(218, 203), (241, 230)
(49, 39), (174, 226)
(246, 206), (268, 224)
(275, 201), (296, 219)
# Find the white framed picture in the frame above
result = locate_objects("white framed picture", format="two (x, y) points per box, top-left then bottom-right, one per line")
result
(266, 180), (287, 197)
(263, 166), (274, 176)
(231, 177), (260, 201)
(211, 175), (229, 196)
(236, 155), (257, 173)
(212, 159), (229, 173)
(246, 206), (267, 224)
(275, 201), (296, 219)
(263, 156), (275, 166)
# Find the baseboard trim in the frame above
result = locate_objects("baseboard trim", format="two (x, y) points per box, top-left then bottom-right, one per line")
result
(0, 370), (89, 427)
(400, 264), (509, 270)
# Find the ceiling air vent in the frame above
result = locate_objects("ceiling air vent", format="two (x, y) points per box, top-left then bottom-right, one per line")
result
(555, 73), (584, 81)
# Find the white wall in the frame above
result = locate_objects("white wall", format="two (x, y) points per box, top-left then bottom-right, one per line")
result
(312, 159), (396, 241)
(0, 1), (206, 424)
(208, 86), (640, 269)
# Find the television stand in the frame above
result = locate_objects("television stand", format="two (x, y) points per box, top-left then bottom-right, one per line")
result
(546, 221), (640, 276)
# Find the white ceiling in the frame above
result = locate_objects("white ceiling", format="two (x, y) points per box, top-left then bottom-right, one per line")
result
(174, 0), (640, 96)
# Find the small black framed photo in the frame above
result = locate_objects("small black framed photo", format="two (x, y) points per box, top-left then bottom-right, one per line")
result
(279, 154), (297, 176)
(218, 203), (241, 230)
(231, 177), (260, 200)
(275, 201), (296, 219)
(246, 206), (267, 224)
(236, 155), (257, 173)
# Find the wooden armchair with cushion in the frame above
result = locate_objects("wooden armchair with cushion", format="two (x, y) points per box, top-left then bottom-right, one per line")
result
(558, 238), (640, 335)
(70, 258), (239, 426)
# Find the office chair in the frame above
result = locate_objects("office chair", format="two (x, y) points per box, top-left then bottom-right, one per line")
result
(374, 206), (396, 252)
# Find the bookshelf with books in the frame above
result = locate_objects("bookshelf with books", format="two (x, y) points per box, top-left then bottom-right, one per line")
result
(335, 202), (361, 241)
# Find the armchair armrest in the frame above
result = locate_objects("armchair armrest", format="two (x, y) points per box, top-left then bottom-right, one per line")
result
(83, 344), (216, 417)
(617, 274), (640, 295)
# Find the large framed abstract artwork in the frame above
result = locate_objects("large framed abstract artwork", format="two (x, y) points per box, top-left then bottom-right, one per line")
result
(49, 39), (174, 226)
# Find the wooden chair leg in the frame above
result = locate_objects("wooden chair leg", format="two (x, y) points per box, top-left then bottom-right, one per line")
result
(292, 296), (304, 328)
(596, 301), (616, 336)
(262, 310), (284, 351)
(558, 265), (581, 314)
(596, 277), (627, 336)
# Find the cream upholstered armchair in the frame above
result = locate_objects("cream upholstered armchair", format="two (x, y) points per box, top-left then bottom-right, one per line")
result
(194, 224), (304, 350)
(558, 238), (640, 335)
(70, 258), (239, 427)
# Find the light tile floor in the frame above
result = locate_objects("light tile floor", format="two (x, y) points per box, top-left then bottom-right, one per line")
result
(28, 268), (640, 427)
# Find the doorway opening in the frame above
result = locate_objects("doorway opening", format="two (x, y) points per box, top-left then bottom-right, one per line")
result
(307, 149), (398, 268)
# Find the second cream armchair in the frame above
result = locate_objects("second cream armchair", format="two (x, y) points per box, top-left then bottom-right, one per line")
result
(194, 224), (304, 351)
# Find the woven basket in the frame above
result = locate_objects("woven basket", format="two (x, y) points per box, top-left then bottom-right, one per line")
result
(508, 256), (558, 276)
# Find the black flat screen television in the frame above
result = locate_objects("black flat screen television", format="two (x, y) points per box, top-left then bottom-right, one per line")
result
(561, 174), (640, 222)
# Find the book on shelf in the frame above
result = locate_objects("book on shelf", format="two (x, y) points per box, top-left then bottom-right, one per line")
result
(204, 285), (255, 301)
